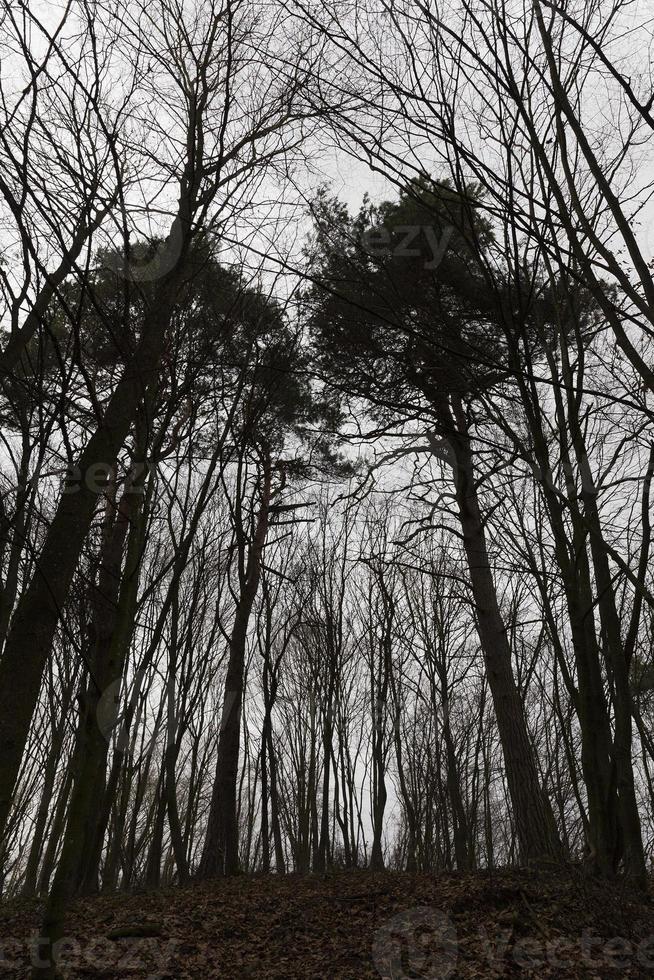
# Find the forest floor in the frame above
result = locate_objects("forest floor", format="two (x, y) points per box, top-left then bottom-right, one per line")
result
(0, 867), (653, 978)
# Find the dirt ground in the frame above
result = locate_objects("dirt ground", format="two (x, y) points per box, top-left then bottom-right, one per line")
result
(1, 867), (653, 978)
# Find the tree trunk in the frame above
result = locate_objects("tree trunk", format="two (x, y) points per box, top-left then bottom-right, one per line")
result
(144, 775), (166, 889)
(36, 763), (74, 897)
(442, 695), (471, 870)
(21, 679), (75, 897)
(199, 453), (273, 877)
(35, 469), (147, 971)
(568, 412), (646, 884)
(444, 397), (561, 863)
(0, 246), (187, 850)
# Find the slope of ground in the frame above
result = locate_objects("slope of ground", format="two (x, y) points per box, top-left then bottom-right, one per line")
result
(0, 868), (652, 978)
